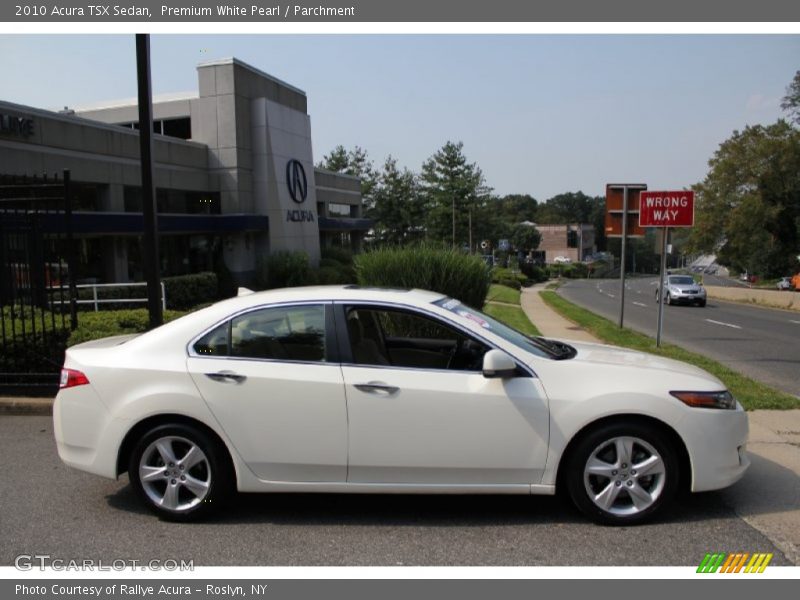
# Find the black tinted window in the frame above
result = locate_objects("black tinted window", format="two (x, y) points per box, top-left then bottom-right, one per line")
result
(346, 307), (488, 371)
(230, 305), (326, 362)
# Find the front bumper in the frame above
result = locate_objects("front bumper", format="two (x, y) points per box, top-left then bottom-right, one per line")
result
(678, 404), (750, 492)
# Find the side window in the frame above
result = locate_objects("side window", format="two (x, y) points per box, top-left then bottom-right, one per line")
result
(192, 305), (326, 362)
(194, 321), (229, 356)
(231, 305), (326, 362)
(346, 307), (488, 371)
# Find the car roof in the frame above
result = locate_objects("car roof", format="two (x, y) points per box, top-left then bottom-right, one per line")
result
(215, 285), (447, 312)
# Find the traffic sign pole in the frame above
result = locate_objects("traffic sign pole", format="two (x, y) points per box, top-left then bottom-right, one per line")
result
(619, 187), (628, 328)
(656, 227), (669, 347)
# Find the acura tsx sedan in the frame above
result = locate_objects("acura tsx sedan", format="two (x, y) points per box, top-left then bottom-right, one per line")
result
(54, 286), (749, 525)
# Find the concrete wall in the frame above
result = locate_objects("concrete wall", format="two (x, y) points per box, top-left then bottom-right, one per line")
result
(0, 100), (210, 192)
(705, 286), (800, 312)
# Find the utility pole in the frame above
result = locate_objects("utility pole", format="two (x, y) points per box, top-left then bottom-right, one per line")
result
(135, 34), (162, 328)
(451, 195), (456, 248)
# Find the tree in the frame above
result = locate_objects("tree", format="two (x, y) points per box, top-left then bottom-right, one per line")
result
(369, 156), (425, 245)
(419, 141), (491, 247)
(317, 145), (379, 203)
(536, 191), (596, 224)
(781, 70), (800, 125)
(689, 120), (800, 277)
(510, 224), (542, 253)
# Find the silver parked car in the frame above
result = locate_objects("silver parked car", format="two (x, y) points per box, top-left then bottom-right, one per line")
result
(777, 277), (792, 291)
(655, 275), (707, 307)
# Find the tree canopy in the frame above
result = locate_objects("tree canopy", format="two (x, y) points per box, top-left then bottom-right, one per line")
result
(689, 120), (800, 276)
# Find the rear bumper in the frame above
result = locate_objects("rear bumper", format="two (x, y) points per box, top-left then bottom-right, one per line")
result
(53, 387), (126, 479)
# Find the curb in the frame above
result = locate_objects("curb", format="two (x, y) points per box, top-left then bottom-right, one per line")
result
(0, 398), (54, 416)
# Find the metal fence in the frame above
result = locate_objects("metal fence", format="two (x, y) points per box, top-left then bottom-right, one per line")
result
(0, 171), (77, 395)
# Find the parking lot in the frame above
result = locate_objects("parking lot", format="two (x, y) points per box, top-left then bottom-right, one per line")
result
(1, 415), (795, 567)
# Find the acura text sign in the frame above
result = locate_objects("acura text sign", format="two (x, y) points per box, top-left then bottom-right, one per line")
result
(639, 191), (694, 227)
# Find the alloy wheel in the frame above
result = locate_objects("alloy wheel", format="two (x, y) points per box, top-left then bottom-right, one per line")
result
(583, 435), (667, 517)
(138, 435), (211, 512)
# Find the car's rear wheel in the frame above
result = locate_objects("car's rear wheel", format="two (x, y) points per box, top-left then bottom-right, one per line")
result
(128, 423), (233, 521)
(565, 422), (679, 525)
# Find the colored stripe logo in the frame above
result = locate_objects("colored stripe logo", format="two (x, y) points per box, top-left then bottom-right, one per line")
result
(697, 552), (773, 573)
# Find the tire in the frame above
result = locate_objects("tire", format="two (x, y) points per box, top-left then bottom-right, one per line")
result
(665, 292), (673, 306)
(128, 423), (234, 521)
(698, 300), (707, 307)
(564, 421), (679, 525)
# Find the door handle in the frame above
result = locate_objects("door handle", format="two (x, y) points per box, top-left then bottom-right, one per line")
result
(354, 381), (399, 395)
(205, 371), (247, 384)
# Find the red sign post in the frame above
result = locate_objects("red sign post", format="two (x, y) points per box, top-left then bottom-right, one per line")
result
(639, 191), (695, 228)
(639, 190), (695, 347)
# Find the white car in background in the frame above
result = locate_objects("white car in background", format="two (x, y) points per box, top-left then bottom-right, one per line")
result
(54, 286), (748, 525)
(553, 256), (572, 264)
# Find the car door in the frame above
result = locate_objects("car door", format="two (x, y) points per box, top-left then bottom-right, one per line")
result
(187, 302), (348, 482)
(337, 303), (549, 486)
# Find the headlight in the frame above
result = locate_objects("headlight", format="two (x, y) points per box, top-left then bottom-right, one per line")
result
(670, 390), (736, 410)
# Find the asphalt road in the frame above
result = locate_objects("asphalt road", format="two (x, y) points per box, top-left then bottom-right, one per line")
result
(558, 277), (800, 397)
(0, 416), (791, 566)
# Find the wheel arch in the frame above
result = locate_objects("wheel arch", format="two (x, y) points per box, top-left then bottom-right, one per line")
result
(554, 413), (692, 495)
(116, 414), (237, 482)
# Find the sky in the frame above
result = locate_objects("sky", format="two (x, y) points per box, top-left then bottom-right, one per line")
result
(0, 34), (797, 200)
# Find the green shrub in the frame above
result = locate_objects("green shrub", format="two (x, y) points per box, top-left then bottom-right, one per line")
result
(491, 267), (527, 285)
(309, 266), (353, 285)
(67, 309), (186, 347)
(354, 244), (491, 309)
(497, 277), (522, 290)
(520, 263), (548, 283)
(256, 251), (310, 289)
(321, 246), (354, 265)
(163, 272), (218, 310)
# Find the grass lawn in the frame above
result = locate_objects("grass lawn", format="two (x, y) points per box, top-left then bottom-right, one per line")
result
(486, 283), (521, 305)
(540, 290), (800, 411)
(483, 284), (541, 337)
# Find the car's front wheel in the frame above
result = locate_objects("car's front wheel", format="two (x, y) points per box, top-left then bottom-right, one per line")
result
(128, 423), (233, 521)
(565, 422), (679, 525)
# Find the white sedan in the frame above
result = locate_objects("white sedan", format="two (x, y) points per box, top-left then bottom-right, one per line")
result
(54, 286), (749, 525)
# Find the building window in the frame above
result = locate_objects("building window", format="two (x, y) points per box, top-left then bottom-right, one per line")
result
(328, 203), (353, 217)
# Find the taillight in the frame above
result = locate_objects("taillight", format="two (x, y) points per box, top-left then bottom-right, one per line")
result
(59, 368), (89, 389)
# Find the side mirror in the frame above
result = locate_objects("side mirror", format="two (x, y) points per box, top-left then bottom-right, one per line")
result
(482, 349), (517, 379)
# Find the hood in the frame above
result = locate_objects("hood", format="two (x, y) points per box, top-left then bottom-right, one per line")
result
(563, 340), (722, 385)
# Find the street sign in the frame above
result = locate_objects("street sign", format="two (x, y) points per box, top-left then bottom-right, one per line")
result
(605, 185), (647, 238)
(639, 191), (695, 228)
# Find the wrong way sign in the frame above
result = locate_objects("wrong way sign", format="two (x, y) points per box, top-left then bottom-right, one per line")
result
(639, 191), (694, 227)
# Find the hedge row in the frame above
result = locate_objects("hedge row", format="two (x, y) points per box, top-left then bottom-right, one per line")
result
(67, 309), (186, 347)
(354, 244), (492, 309)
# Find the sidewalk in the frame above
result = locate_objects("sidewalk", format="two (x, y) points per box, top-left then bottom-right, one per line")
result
(519, 283), (600, 343)
(521, 282), (800, 564)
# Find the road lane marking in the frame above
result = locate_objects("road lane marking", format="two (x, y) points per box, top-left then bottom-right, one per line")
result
(790, 320), (800, 325)
(633, 301), (647, 307)
(705, 319), (742, 330)
(606, 293), (616, 298)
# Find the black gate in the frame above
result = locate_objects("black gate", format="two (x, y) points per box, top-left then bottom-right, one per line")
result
(0, 171), (78, 396)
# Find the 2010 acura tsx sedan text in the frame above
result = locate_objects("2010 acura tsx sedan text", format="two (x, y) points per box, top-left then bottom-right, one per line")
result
(54, 285), (749, 525)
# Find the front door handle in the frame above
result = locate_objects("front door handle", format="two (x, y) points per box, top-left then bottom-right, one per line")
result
(205, 371), (247, 384)
(354, 381), (399, 395)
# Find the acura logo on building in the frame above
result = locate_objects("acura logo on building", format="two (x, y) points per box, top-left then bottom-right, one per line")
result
(286, 159), (308, 204)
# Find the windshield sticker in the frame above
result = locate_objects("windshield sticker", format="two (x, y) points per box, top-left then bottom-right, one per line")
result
(458, 310), (491, 329)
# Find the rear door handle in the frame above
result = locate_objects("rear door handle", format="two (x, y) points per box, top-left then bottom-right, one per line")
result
(354, 381), (399, 395)
(205, 371), (247, 384)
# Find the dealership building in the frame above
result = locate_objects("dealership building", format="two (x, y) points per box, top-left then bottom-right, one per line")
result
(0, 58), (370, 284)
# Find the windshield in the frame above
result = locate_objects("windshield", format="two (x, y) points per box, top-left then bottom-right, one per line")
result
(668, 276), (695, 285)
(433, 298), (575, 360)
